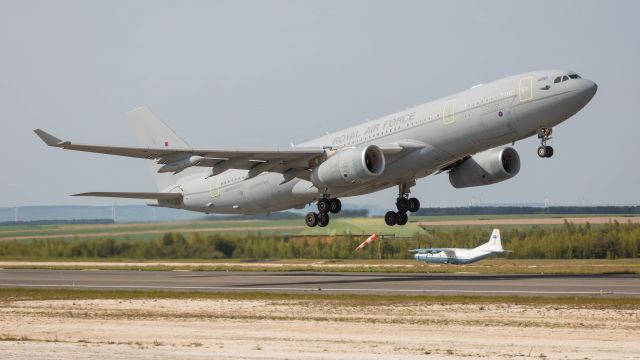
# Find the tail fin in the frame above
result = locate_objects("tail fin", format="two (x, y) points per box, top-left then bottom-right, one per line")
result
(128, 107), (196, 191)
(476, 229), (504, 252)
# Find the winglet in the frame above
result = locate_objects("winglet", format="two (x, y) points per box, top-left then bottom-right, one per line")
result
(34, 129), (65, 146)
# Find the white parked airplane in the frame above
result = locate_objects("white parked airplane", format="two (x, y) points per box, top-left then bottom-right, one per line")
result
(35, 70), (597, 227)
(411, 229), (508, 264)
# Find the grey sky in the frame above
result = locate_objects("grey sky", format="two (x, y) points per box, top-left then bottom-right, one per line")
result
(1, 0), (638, 208)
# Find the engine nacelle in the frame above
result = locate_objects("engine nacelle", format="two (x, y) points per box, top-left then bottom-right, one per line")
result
(310, 145), (385, 188)
(449, 147), (520, 188)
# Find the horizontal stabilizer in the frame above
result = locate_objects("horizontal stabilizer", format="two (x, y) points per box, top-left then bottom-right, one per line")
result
(72, 192), (182, 200)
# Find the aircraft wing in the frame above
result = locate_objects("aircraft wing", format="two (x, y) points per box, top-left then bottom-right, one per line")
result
(34, 129), (429, 179)
(34, 129), (326, 177)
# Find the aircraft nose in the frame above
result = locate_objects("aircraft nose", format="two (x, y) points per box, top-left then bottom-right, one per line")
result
(579, 79), (598, 101)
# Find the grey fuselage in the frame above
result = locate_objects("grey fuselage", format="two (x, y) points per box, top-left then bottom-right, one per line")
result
(167, 70), (597, 214)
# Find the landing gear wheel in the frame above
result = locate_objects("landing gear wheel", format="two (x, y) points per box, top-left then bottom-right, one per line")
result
(317, 198), (330, 214)
(396, 197), (410, 212)
(537, 127), (554, 158)
(384, 211), (397, 226)
(317, 213), (330, 227)
(305, 212), (318, 227)
(537, 146), (548, 158)
(396, 211), (408, 226)
(408, 198), (420, 213)
(329, 198), (342, 214)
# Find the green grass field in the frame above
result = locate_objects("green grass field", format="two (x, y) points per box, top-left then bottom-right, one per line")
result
(1, 258), (638, 275)
(1, 213), (634, 242)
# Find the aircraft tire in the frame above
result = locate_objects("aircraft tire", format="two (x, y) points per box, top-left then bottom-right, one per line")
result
(396, 211), (408, 226)
(384, 211), (397, 226)
(318, 213), (330, 227)
(408, 198), (420, 213)
(317, 198), (330, 213)
(305, 212), (318, 227)
(545, 146), (554, 158)
(537, 146), (548, 158)
(396, 197), (409, 212)
(329, 198), (342, 213)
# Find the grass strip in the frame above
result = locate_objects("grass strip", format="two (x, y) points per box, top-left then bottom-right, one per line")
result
(1, 258), (639, 274)
(1, 288), (638, 308)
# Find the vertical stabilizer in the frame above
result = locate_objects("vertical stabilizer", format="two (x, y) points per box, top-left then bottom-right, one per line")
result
(476, 229), (503, 252)
(128, 107), (195, 191)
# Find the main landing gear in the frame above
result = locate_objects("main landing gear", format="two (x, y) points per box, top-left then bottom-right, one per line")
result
(537, 127), (554, 158)
(385, 184), (421, 226)
(305, 197), (341, 227)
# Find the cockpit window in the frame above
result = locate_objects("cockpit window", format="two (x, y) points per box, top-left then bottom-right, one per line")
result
(554, 76), (561, 83)
(562, 75), (569, 82)
(569, 74), (581, 79)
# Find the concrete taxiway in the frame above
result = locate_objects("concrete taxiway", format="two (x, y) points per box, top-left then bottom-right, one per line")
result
(0, 269), (639, 296)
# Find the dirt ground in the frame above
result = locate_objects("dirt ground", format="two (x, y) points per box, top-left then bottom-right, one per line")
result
(1, 298), (638, 359)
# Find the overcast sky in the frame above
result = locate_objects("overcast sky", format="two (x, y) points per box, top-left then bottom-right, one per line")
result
(1, 0), (638, 209)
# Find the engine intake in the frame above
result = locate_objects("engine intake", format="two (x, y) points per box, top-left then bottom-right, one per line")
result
(310, 145), (385, 188)
(449, 147), (520, 188)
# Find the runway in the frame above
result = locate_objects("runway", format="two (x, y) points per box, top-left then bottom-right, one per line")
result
(1, 269), (639, 296)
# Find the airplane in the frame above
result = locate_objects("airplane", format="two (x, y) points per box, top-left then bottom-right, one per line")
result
(34, 70), (597, 227)
(411, 229), (508, 264)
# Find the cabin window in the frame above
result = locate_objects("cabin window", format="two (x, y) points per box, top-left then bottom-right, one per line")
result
(554, 76), (562, 83)
(562, 75), (569, 82)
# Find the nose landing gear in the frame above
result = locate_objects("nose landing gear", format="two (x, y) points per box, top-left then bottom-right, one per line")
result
(305, 197), (342, 227)
(537, 127), (554, 158)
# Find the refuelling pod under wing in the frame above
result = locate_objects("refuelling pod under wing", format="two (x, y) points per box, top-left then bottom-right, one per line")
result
(449, 147), (520, 188)
(310, 145), (385, 188)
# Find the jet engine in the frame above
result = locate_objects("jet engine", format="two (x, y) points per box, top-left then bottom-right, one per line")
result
(310, 145), (385, 188)
(449, 147), (520, 188)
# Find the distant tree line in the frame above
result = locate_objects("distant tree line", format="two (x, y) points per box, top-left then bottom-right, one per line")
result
(416, 206), (640, 216)
(0, 221), (638, 260)
(0, 219), (115, 227)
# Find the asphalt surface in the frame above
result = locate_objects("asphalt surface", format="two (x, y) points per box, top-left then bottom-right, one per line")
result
(1, 269), (639, 296)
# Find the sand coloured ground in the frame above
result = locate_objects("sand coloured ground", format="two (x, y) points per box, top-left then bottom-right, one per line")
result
(1, 297), (639, 359)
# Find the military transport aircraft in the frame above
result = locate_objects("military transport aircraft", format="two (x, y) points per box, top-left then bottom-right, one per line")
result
(411, 229), (508, 264)
(35, 70), (597, 227)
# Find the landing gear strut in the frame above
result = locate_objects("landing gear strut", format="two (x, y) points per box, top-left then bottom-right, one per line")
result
(537, 127), (554, 158)
(385, 183), (420, 226)
(305, 197), (341, 227)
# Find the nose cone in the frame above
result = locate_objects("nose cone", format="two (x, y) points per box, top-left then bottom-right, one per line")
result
(566, 79), (597, 114)
(579, 79), (598, 103)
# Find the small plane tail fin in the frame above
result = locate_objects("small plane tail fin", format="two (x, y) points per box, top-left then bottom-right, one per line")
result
(476, 228), (504, 252)
(127, 107), (196, 191)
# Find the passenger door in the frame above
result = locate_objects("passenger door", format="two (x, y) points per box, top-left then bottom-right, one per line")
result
(518, 76), (533, 102)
